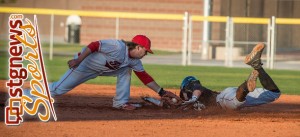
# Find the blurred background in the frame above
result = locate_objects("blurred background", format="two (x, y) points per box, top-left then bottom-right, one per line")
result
(0, 0), (299, 70)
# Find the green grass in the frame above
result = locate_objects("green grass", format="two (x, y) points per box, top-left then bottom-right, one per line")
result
(42, 43), (84, 54)
(1, 52), (299, 95)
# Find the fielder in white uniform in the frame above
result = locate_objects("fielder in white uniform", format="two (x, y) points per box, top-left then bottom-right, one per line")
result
(23, 35), (181, 110)
(179, 43), (281, 110)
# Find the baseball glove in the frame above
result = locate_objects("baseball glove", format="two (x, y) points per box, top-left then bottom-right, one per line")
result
(160, 94), (183, 109)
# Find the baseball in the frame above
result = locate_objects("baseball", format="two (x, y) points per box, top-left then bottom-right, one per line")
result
(172, 98), (178, 103)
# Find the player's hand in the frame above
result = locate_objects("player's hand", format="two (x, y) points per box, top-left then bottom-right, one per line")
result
(178, 95), (199, 110)
(181, 95), (198, 105)
(68, 59), (81, 69)
(159, 89), (182, 106)
(179, 101), (206, 111)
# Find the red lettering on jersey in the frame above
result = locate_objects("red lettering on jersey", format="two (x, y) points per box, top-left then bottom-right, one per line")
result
(105, 61), (121, 70)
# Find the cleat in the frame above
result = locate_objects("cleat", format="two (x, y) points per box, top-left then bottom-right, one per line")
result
(120, 103), (136, 110)
(244, 43), (265, 69)
(247, 70), (259, 92)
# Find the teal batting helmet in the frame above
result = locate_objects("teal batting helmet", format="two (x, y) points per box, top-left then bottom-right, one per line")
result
(181, 76), (198, 90)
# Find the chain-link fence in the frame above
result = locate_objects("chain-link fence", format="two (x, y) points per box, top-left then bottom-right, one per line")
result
(186, 16), (300, 70)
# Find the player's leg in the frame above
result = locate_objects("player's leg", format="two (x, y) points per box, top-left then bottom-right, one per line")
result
(216, 70), (258, 110)
(102, 67), (135, 110)
(245, 42), (280, 92)
(216, 69), (260, 110)
(256, 67), (280, 92)
(23, 66), (98, 100)
(235, 70), (259, 102)
(241, 68), (281, 107)
(23, 49), (100, 100)
(49, 68), (98, 96)
(240, 43), (280, 107)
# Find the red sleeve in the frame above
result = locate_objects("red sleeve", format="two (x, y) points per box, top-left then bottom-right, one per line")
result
(87, 41), (100, 53)
(134, 71), (154, 85)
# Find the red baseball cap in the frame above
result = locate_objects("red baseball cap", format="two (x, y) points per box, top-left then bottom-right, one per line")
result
(132, 35), (153, 54)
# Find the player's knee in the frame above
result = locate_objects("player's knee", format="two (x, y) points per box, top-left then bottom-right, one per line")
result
(264, 91), (281, 103)
(271, 89), (281, 93)
(273, 91), (281, 100)
(51, 88), (70, 96)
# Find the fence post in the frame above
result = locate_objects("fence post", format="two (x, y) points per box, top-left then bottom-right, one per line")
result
(182, 12), (189, 66)
(116, 17), (119, 39)
(270, 16), (276, 70)
(266, 18), (271, 69)
(187, 15), (193, 65)
(49, 14), (54, 60)
(229, 17), (234, 67)
(225, 17), (233, 67)
(225, 17), (229, 66)
(201, 0), (211, 60)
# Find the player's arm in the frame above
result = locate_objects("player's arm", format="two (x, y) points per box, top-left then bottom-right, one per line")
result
(146, 81), (165, 96)
(133, 71), (159, 92)
(192, 89), (202, 99)
(182, 82), (203, 105)
(68, 41), (99, 68)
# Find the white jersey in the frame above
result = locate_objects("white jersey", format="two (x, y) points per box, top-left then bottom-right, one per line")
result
(78, 39), (144, 74)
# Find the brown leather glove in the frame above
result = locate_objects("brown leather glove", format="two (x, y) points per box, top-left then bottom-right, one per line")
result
(159, 88), (182, 108)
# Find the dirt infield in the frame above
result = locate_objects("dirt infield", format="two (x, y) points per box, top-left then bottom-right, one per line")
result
(0, 80), (299, 137)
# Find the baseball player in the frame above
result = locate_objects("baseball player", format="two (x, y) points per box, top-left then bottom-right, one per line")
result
(23, 35), (181, 110)
(179, 43), (281, 110)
